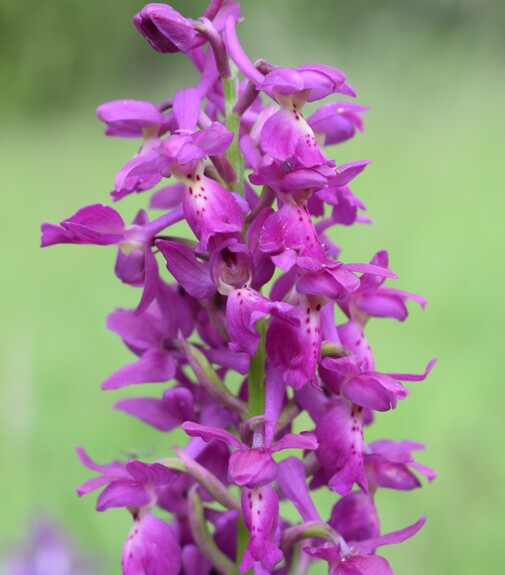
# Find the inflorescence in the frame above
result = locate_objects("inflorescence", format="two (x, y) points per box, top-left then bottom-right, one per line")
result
(41, 2), (436, 574)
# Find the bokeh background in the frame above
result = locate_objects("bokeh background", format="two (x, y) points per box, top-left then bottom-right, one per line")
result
(1, 0), (505, 572)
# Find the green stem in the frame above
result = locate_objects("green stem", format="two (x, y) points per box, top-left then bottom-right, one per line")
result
(223, 63), (244, 196)
(247, 319), (266, 417)
(237, 514), (252, 575)
(188, 487), (238, 575)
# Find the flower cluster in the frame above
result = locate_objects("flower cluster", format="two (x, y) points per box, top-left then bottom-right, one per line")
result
(41, 2), (436, 574)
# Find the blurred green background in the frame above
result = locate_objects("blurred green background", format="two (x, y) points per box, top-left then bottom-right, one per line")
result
(1, 0), (505, 572)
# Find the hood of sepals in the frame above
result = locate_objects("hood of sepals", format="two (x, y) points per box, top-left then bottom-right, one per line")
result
(122, 510), (182, 575)
(157, 123), (234, 176)
(310, 185), (367, 227)
(105, 290), (193, 360)
(307, 101), (369, 147)
(228, 448), (278, 488)
(303, 545), (394, 575)
(113, 209), (162, 289)
(320, 355), (410, 412)
(329, 491), (380, 543)
(227, 420), (276, 488)
(315, 399), (367, 496)
(96, 99), (166, 138)
(249, 156), (334, 203)
(41, 202), (141, 249)
(266, 294), (324, 390)
(208, 234), (253, 295)
(76, 447), (176, 513)
(364, 439), (436, 491)
(133, 3), (198, 55)
(240, 486), (283, 574)
(258, 64), (354, 103)
(256, 64), (356, 168)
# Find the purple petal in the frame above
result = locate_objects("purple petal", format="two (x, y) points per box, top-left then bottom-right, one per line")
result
(315, 400), (366, 496)
(112, 153), (162, 201)
(365, 455), (422, 490)
(102, 349), (175, 390)
(182, 175), (244, 252)
(387, 358), (437, 382)
(297, 267), (360, 299)
(182, 421), (243, 449)
(263, 368), (286, 447)
(75, 447), (128, 479)
(150, 182), (185, 210)
(41, 204), (125, 247)
(341, 373), (408, 412)
(204, 347), (250, 375)
(272, 432), (318, 453)
(190, 122), (234, 156)
(126, 460), (174, 485)
(260, 67), (305, 95)
(114, 397), (172, 430)
(296, 63), (353, 100)
(329, 491), (380, 542)
(266, 300), (321, 389)
(122, 512), (182, 575)
(261, 106), (327, 167)
(228, 449), (278, 488)
(181, 544), (211, 575)
(277, 457), (320, 522)
(135, 247), (159, 315)
(226, 287), (295, 356)
(308, 101), (369, 146)
(96, 480), (150, 511)
(97, 99), (164, 137)
(355, 293), (409, 321)
(114, 393), (189, 432)
(334, 555), (393, 575)
(240, 486), (283, 573)
(351, 517), (426, 555)
(133, 3), (196, 54)
(173, 88), (201, 132)
(156, 280), (195, 338)
(223, 17), (264, 85)
(331, 160), (371, 187)
(258, 203), (329, 272)
(106, 307), (162, 351)
(157, 239), (215, 299)
(162, 387), (196, 420)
